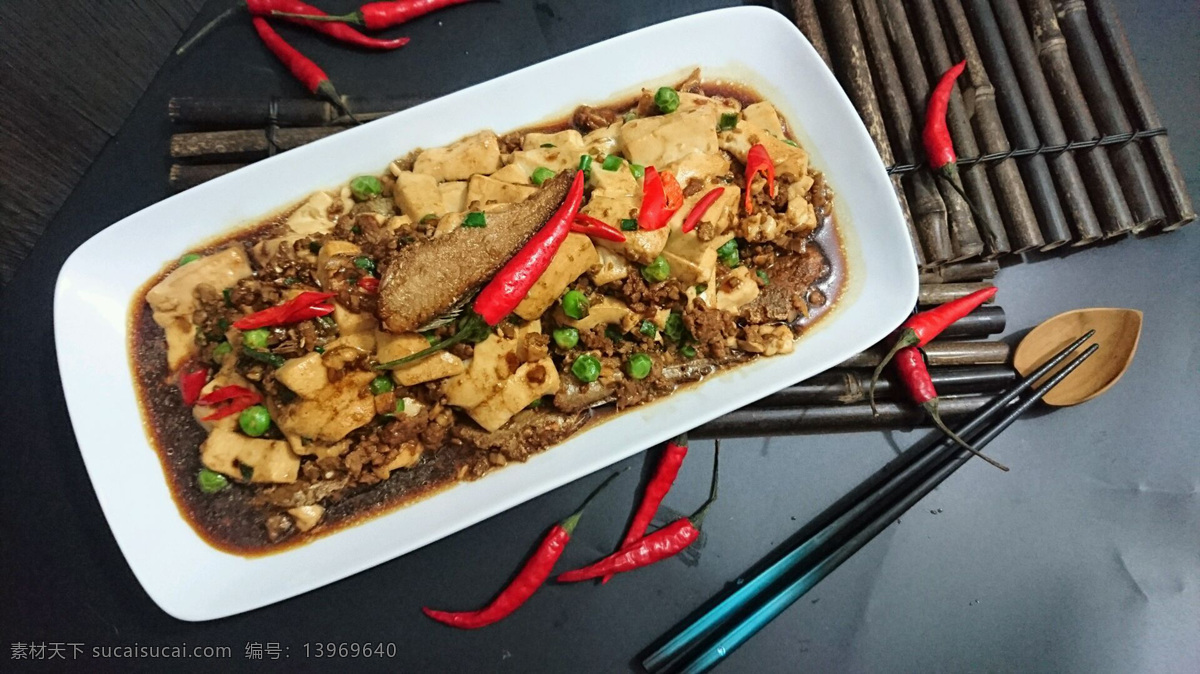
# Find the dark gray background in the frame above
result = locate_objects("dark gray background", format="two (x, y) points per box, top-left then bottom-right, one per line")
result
(1, 1), (1196, 672)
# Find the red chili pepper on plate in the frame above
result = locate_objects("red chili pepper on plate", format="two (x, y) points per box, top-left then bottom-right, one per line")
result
(571, 213), (627, 242)
(197, 385), (263, 421)
(376, 171), (586, 369)
(868, 286), (997, 412)
(894, 347), (1008, 470)
(422, 471), (619, 629)
(357, 276), (380, 293)
(681, 188), (725, 234)
(274, 0), (477, 31)
(558, 443), (718, 583)
(178, 362), (210, 406)
(638, 166), (669, 231)
(233, 290), (336, 330)
(661, 171), (684, 212)
(250, 18), (359, 120)
(601, 435), (689, 584)
(742, 144), (776, 214)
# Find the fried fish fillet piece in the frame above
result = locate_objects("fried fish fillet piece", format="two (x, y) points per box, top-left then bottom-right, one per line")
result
(377, 171), (574, 334)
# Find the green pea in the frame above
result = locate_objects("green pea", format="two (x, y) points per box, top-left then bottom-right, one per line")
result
(639, 320), (658, 338)
(212, 341), (232, 361)
(601, 155), (623, 171)
(370, 375), (394, 395)
(629, 163), (645, 180)
(552, 327), (580, 349)
(238, 405), (271, 437)
(655, 87), (680, 113)
(620, 218), (638, 231)
(578, 154), (593, 175)
(350, 175), (383, 201)
(626, 353), (653, 380)
(718, 112), (739, 131)
(571, 354), (602, 383)
(681, 344), (697, 358)
(561, 289), (589, 320)
(623, 110), (638, 122)
(462, 211), (487, 228)
(197, 468), (229, 494)
(531, 167), (555, 185)
(179, 253), (201, 266)
(641, 255), (671, 283)
(242, 328), (270, 349)
(420, 213), (439, 224)
(756, 269), (770, 285)
(717, 239), (740, 268)
(664, 311), (685, 342)
(354, 256), (376, 273)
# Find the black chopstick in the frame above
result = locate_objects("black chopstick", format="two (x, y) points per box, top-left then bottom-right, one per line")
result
(644, 334), (1098, 673)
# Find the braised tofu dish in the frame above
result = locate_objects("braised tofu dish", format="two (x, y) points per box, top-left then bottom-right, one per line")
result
(131, 75), (844, 552)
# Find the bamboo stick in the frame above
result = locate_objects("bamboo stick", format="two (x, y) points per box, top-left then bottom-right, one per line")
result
(170, 163), (245, 191)
(918, 259), (1000, 283)
(790, 0), (833, 69)
(878, 0), (991, 260)
(918, 282), (995, 305)
(839, 340), (1011, 368)
(171, 127), (341, 160)
(820, 1), (929, 269)
(987, 0), (1105, 246)
(910, 0), (1040, 254)
(169, 96), (424, 127)
(696, 395), (990, 437)
(753, 365), (1016, 407)
(1088, 0), (1196, 230)
(856, 0), (959, 263)
(1022, 0), (1136, 238)
(1052, 0), (1166, 232)
(940, 0), (1048, 252)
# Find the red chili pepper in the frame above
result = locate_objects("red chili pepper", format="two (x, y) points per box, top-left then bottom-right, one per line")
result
(601, 435), (689, 584)
(681, 188), (725, 234)
(376, 171), (586, 369)
(742, 144), (776, 214)
(250, 18), (360, 121)
(180, 1), (409, 57)
(558, 443), (718, 583)
(868, 287), (997, 412)
(571, 214), (627, 243)
(422, 472), (619, 629)
(924, 60), (967, 179)
(178, 362), (210, 406)
(197, 385), (263, 421)
(639, 166), (668, 231)
(358, 276), (380, 293)
(894, 347), (1009, 471)
(661, 171), (684, 212)
(232, 291), (336, 330)
(274, 0), (477, 31)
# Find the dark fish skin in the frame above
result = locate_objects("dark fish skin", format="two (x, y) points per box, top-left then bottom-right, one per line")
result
(377, 171), (574, 334)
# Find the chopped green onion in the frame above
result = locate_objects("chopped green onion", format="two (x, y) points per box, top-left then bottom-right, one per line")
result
(462, 211), (487, 228)
(639, 320), (658, 338)
(212, 341), (232, 361)
(681, 344), (697, 358)
(420, 213), (438, 223)
(351, 225), (362, 234)
(604, 325), (624, 343)
(717, 239), (741, 268)
(242, 347), (285, 368)
(395, 398), (406, 413)
(629, 163), (645, 180)
(756, 269), (770, 285)
(178, 253), (201, 266)
(422, 331), (438, 345)
(655, 87), (680, 113)
(783, 138), (799, 147)
(526, 398), (544, 409)
(314, 345), (325, 354)
(242, 328), (270, 349)
(663, 311), (685, 342)
(541, 143), (556, 148)
(620, 218), (638, 231)
(578, 154), (593, 175)
(694, 283), (708, 295)
(197, 468), (229, 494)
(317, 316), (336, 330)
(641, 256), (671, 283)
(531, 167), (555, 185)
(561, 290), (589, 320)
(571, 354), (602, 383)
(601, 155), (623, 171)
(623, 110), (638, 122)
(552, 327), (580, 349)
(626, 353), (653, 380)
(353, 256), (376, 273)
(370, 376), (394, 395)
(217, 317), (230, 332)
(238, 405), (271, 437)
(350, 175), (383, 201)
(718, 112), (739, 131)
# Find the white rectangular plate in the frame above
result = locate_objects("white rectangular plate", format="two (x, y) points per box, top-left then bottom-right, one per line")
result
(54, 6), (916, 621)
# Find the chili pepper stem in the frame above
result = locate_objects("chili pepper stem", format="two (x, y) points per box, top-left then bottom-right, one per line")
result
(561, 471), (622, 535)
(923, 401), (1009, 471)
(315, 80), (360, 125)
(176, 6), (237, 55)
(272, 10), (362, 24)
(375, 314), (488, 369)
(935, 169), (991, 227)
(868, 329), (920, 415)
(689, 441), (720, 530)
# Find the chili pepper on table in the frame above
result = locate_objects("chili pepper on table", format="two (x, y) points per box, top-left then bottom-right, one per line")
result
(601, 435), (689, 584)
(179, 1), (410, 56)
(923, 60), (985, 216)
(742, 143), (776, 214)
(681, 188), (725, 234)
(233, 289), (336, 329)
(571, 213), (627, 243)
(273, 0), (477, 31)
(558, 443), (719, 583)
(868, 286), (998, 412)
(197, 385), (263, 421)
(376, 170), (586, 369)
(422, 471), (620, 629)
(894, 347), (1008, 470)
(250, 18), (359, 121)
(178, 362), (210, 406)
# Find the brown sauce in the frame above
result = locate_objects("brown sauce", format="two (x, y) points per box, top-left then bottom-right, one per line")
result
(130, 81), (846, 556)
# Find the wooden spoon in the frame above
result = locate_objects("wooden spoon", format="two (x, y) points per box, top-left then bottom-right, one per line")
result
(1014, 308), (1142, 406)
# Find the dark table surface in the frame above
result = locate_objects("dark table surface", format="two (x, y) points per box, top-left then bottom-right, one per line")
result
(3, 1), (1197, 672)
